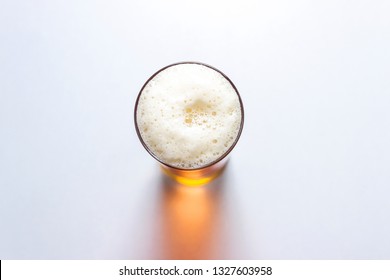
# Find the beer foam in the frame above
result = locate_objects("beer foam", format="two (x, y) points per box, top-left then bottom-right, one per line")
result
(136, 63), (243, 169)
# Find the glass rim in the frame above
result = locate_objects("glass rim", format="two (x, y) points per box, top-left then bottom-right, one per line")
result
(134, 61), (245, 171)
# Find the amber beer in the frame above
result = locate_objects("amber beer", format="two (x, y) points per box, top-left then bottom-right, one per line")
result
(134, 62), (244, 186)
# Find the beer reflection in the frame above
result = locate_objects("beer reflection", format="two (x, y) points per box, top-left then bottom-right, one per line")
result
(155, 167), (226, 259)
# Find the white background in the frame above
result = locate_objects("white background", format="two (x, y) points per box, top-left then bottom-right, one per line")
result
(0, 0), (389, 259)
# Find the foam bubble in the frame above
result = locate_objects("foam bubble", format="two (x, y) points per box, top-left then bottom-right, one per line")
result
(136, 63), (243, 169)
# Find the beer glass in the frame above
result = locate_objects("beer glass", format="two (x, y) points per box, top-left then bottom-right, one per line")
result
(134, 62), (244, 186)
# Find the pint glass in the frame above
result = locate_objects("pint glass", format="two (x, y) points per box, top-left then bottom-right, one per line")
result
(134, 62), (244, 186)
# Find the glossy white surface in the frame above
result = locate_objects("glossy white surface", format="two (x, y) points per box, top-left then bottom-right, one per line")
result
(1, 0), (389, 259)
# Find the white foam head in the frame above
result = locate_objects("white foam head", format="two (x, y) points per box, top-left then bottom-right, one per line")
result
(135, 62), (243, 169)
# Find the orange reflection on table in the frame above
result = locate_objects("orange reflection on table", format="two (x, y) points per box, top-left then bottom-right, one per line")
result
(156, 174), (224, 259)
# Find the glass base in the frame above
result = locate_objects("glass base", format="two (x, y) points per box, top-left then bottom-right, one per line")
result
(160, 158), (228, 187)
